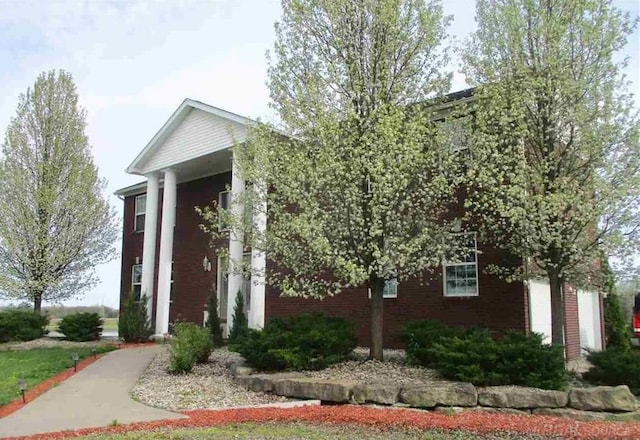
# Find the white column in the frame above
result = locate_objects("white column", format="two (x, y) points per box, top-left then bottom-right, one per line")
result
(249, 179), (267, 329)
(226, 156), (245, 335)
(155, 169), (177, 335)
(141, 174), (159, 322)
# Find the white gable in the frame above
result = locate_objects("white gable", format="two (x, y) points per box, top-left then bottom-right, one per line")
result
(137, 108), (247, 174)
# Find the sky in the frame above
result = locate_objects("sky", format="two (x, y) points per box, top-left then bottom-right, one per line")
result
(0, 0), (638, 308)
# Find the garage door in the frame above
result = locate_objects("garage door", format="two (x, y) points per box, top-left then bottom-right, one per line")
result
(528, 280), (552, 344)
(578, 290), (603, 353)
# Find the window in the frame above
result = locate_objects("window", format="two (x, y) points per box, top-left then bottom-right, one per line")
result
(443, 233), (479, 297)
(132, 264), (142, 301)
(134, 195), (146, 232)
(368, 278), (398, 299)
(218, 190), (230, 231)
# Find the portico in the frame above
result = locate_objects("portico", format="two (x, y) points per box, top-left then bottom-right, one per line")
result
(118, 98), (266, 336)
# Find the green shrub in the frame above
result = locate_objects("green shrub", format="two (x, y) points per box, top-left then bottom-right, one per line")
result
(58, 312), (103, 341)
(233, 313), (357, 371)
(228, 291), (249, 346)
(169, 322), (213, 373)
(583, 348), (640, 395)
(431, 329), (567, 390)
(205, 287), (224, 347)
(0, 310), (49, 342)
(118, 292), (153, 343)
(401, 320), (465, 367)
(604, 293), (632, 351)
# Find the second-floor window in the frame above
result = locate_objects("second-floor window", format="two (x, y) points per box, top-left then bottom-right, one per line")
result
(134, 194), (146, 232)
(218, 190), (230, 231)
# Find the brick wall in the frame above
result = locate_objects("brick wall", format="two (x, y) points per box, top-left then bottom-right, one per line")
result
(265, 242), (528, 348)
(564, 284), (581, 360)
(121, 173), (529, 346)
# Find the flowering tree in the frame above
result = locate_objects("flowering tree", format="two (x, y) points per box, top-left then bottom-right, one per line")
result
(199, 0), (462, 360)
(461, 0), (640, 347)
(0, 70), (118, 313)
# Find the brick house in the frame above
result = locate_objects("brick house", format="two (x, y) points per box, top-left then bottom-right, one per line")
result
(115, 92), (604, 360)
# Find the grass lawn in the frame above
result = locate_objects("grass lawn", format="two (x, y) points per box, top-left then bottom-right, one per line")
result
(0, 346), (115, 406)
(47, 317), (119, 333)
(77, 423), (553, 440)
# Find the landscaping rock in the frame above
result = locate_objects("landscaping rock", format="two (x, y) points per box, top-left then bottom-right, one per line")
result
(532, 408), (610, 421)
(478, 386), (568, 409)
(473, 407), (531, 415)
(400, 383), (477, 408)
(235, 375), (276, 393)
(352, 383), (400, 405)
(232, 366), (255, 377)
(273, 378), (357, 402)
(569, 386), (638, 412)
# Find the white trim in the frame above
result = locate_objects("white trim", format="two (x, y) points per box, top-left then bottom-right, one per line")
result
(155, 169), (177, 335)
(443, 233), (479, 297)
(125, 99), (256, 175)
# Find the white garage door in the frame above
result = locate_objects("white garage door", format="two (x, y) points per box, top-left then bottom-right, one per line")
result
(528, 280), (552, 344)
(578, 290), (603, 353)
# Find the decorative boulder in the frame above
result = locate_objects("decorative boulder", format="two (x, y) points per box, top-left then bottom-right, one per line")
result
(400, 383), (477, 408)
(273, 379), (356, 402)
(569, 386), (638, 412)
(352, 383), (400, 405)
(478, 386), (568, 409)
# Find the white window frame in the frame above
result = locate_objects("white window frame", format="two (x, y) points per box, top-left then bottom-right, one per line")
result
(134, 194), (146, 232)
(131, 264), (142, 300)
(443, 232), (479, 297)
(218, 190), (230, 231)
(368, 278), (399, 299)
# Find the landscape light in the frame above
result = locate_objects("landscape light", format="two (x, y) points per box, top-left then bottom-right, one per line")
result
(91, 347), (97, 359)
(17, 379), (26, 403)
(72, 352), (79, 372)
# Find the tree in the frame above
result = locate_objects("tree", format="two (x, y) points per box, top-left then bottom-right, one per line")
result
(602, 256), (632, 350)
(199, 0), (462, 361)
(0, 70), (118, 313)
(462, 0), (640, 348)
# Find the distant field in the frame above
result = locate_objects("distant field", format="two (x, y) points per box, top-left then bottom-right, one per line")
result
(47, 317), (118, 333)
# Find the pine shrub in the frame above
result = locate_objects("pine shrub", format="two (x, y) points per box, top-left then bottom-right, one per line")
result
(584, 348), (640, 395)
(604, 292), (632, 351)
(205, 287), (224, 347)
(233, 313), (357, 371)
(401, 320), (466, 367)
(228, 291), (249, 346)
(58, 312), (103, 341)
(0, 310), (49, 342)
(118, 292), (153, 343)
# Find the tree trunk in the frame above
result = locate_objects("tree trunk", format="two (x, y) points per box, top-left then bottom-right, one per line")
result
(33, 292), (43, 315)
(369, 276), (384, 361)
(549, 271), (565, 348)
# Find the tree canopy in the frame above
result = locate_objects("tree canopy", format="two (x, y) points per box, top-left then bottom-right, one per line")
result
(199, 0), (465, 360)
(461, 0), (640, 346)
(0, 70), (118, 313)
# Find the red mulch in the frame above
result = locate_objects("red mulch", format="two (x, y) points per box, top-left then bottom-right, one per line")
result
(0, 342), (156, 419)
(4, 405), (640, 440)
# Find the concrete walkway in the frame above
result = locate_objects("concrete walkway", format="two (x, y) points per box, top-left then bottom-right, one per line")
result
(0, 345), (186, 438)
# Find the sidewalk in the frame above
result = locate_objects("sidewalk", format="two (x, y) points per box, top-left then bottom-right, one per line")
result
(0, 345), (186, 438)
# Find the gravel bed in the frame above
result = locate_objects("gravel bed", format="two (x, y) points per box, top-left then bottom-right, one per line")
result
(0, 337), (118, 351)
(130, 347), (289, 411)
(301, 347), (445, 385)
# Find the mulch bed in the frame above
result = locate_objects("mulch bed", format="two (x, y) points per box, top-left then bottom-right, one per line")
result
(5, 405), (640, 440)
(0, 342), (157, 419)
